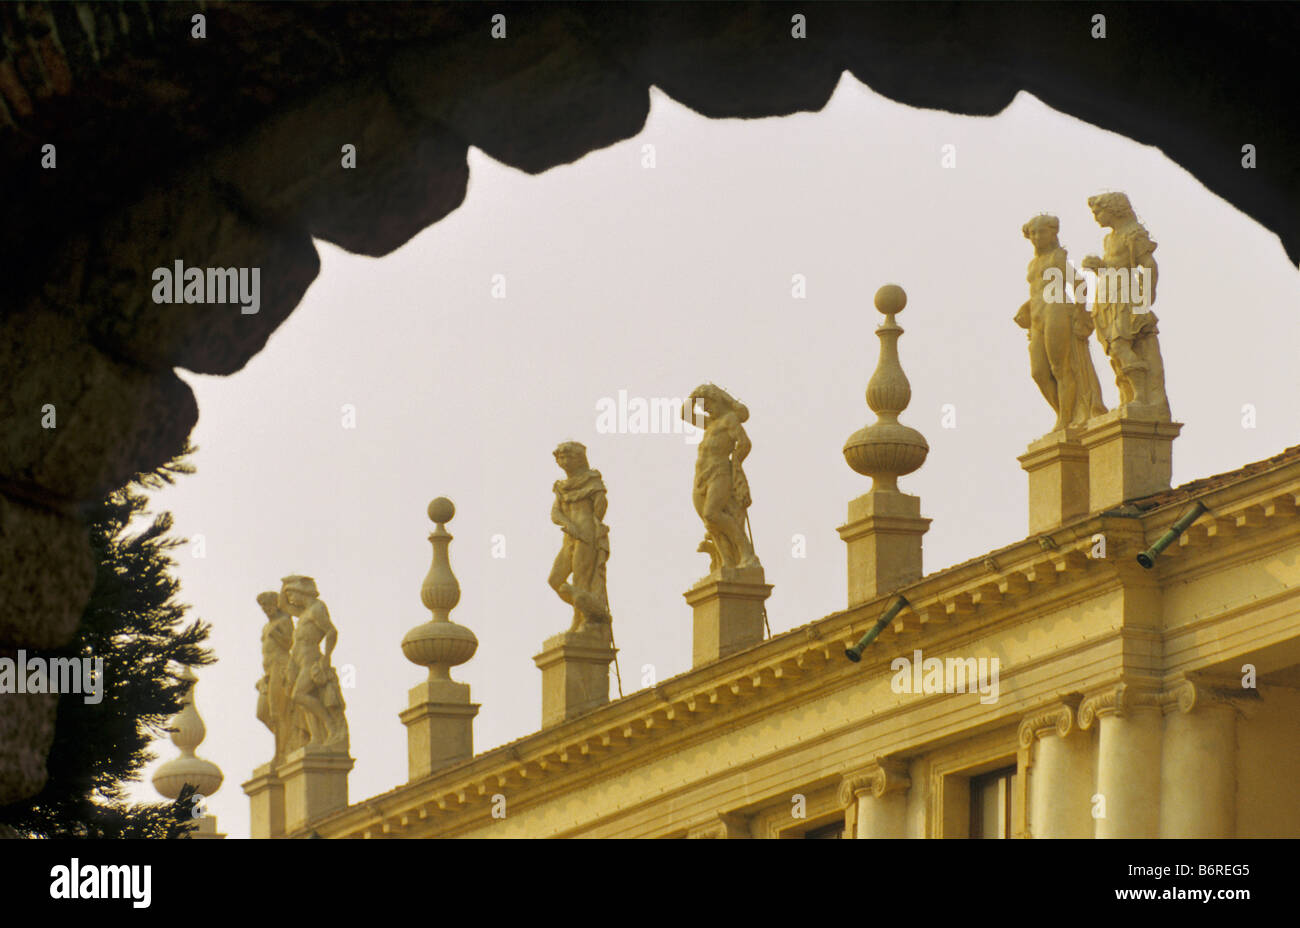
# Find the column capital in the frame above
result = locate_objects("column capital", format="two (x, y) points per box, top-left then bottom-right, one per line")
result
(838, 757), (910, 806)
(1079, 681), (1162, 728)
(686, 812), (750, 839)
(1017, 697), (1080, 747)
(1162, 674), (1259, 718)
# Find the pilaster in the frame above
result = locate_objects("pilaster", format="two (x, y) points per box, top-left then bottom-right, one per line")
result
(839, 757), (911, 839)
(1078, 682), (1163, 837)
(1018, 699), (1093, 838)
(1159, 676), (1251, 838)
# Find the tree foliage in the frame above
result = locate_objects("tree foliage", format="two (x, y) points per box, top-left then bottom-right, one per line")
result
(0, 445), (214, 838)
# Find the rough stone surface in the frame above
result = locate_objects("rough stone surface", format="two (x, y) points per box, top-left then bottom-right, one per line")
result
(80, 174), (320, 375)
(0, 309), (198, 502)
(0, 691), (60, 804)
(0, 495), (94, 650)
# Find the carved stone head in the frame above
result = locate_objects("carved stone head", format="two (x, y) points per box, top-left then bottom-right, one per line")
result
(553, 441), (589, 475)
(1021, 214), (1060, 253)
(1087, 191), (1134, 227)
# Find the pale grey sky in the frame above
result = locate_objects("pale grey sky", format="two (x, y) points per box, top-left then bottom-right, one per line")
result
(135, 74), (1300, 837)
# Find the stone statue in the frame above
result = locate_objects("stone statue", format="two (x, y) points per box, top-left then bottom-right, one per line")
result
(254, 591), (306, 764)
(683, 384), (760, 572)
(1081, 192), (1171, 420)
(1015, 214), (1107, 431)
(279, 576), (349, 753)
(548, 442), (612, 636)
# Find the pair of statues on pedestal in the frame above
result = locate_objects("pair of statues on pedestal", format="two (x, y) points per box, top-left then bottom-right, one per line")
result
(256, 575), (349, 765)
(547, 384), (762, 639)
(1016, 191), (1171, 432)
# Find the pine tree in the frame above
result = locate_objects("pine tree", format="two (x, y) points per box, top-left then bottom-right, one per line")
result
(0, 445), (214, 838)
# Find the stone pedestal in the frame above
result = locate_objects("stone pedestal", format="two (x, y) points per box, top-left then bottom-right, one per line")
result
(279, 747), (354, 834)
(1018, 429), (1089, 534)
(533, 629), (616, 728)
(1080, 410), (1183, 512)
(189, 815), (226, 839)
(400, 679), (480, 781)
(242, 763), (285, 839)
(837, 491), (930, 608)
(684, 567), (772, 668)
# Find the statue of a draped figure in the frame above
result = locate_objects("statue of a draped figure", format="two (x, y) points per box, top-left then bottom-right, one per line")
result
(548, 442), (613, 637)
(1015, 214), (1107, 431)
(683, 384), (761, 572)
(1081, 192), (1171, 421)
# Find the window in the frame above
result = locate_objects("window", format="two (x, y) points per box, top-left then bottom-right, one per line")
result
(802, 819), (846, 839)
(970, 766), (1017, 838)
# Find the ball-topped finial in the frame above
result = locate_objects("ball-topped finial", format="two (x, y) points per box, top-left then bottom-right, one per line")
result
(406, 496), (478, 680)
(428, 497), (455, 525)
(844, 282), (928, 491)
(874, 284), (907, 316)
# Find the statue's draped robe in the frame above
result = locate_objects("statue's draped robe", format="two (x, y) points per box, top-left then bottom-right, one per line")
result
(1021, 245), (1107, 427)
(553, 468), (610, 616)
(1093, 226), (1159, 353)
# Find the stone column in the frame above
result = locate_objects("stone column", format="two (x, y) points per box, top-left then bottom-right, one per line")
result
(242, 763), (285, 839)
(400, 498), (480, 779)
(1159, 678), (1241, 838)
(1018, 701), (1093, 838)
(684, 566), (772, 667)
(1080, 410), (1183, 511)
(279, 746), (354, 834)
(533, 628), (617, 728)
(840, 758), (910, 838)
(1018, 429), (1090, 534)
(1079, 684), (1163, 838)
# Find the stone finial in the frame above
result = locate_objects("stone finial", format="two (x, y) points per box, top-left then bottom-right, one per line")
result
(153, 666), (224, 802)
(843, 285), (930, 491)
(838, 285), (932, 607)
(402, 498), (478, 681)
